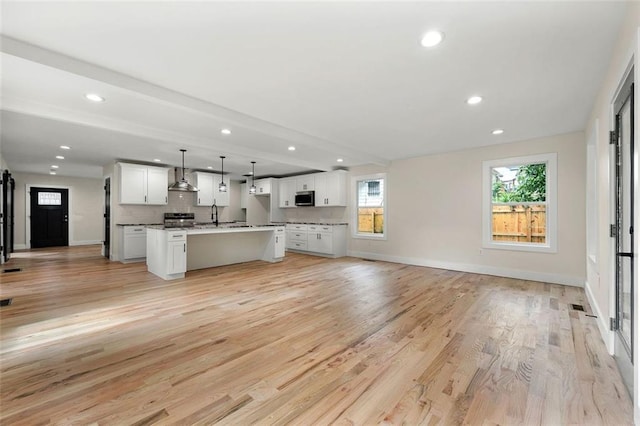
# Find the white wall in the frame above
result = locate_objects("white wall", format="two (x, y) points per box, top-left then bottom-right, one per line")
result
(584, 3), (639, 422)
(12, 172), (103, 248)
(348, 131), (586, 286)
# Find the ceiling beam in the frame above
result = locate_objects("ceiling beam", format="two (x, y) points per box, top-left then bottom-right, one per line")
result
(0, 35), (390, 168)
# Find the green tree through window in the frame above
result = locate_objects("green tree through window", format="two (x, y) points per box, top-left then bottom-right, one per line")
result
(492, 163), (546, 203)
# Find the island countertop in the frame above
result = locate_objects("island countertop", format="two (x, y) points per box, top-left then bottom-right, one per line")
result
(146, 225), (285, 280)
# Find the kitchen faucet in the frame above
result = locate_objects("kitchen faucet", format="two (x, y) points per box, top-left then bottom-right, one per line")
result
(211, 203), (218, 226)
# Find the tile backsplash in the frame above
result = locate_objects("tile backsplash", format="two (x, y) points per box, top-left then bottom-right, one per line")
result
(115, 188), (244, 225)
(281, 206), (348, 224)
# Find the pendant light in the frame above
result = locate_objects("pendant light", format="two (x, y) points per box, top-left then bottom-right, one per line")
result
(218, 156), (227, 192)
(168, 149), (198, 192)
(249, 161), (257, 194)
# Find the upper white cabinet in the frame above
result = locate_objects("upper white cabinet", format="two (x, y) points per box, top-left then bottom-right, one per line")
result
(314, 170), (347, 207)
(119, 163), (168, 205)
(296, 175), (315, 192)
(214, 175), (230, 206)
(192, 172), (229, 206)
(193, 172), (214, 206)
(254, 178), (272, 195)
(279, 178), (297, 208)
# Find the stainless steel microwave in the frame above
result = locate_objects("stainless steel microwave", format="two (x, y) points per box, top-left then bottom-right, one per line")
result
(295, 191), (315, 206)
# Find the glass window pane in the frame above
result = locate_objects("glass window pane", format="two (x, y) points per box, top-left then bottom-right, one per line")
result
(38, 192), (62, 205)
(492, 163), (546, 203)
(357, 179), (384, 235)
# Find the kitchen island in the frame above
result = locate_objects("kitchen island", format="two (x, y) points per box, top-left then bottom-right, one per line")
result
(146, 225), (285, 280)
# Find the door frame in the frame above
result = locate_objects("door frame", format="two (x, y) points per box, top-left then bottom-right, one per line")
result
(25, 184), (73, 249)
(609, 54), (639, 423)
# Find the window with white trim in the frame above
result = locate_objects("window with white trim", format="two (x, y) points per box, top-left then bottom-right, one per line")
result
(482, 153), (557, 253)
(353, 173), (387, 239)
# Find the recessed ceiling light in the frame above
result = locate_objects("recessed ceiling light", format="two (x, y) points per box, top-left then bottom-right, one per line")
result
(153, 159), (161, 162)
(492, 129), (504, 135)
(467, 96), (483, 105)
(420, 30), (444, 48)
(51, 165), (59, 169)
(85, 93), (105, 103)
(60, 145), (71, 150)
(337, 158), (344, 163)
(221, 128), (232, 135)
(288, 146), (296, 151)
(56, 155), (65, 160)
(49, 171), (57, 175)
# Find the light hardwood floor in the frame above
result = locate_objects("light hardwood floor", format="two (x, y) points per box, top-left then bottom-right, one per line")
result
(0, 245), (633, 425)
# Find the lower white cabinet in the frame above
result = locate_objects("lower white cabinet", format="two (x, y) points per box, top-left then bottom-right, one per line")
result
(274, 228), (286, 258)
(147, 228), (187, 280)
(168, 238), (187, 275)
(307, 226), (333, 254)
(120, 226), (147, 262)
(287, 225), (308, 250)
(285, 224), (347, 257)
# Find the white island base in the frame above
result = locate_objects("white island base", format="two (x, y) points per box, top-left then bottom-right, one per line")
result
(147, 226), (285, 280)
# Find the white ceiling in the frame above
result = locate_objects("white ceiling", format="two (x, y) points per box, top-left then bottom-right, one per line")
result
(0, 1), (627, 180)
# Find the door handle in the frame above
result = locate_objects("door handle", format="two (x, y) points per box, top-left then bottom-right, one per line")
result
(617, 252), (633, 258)
(63, 215), (68, 223)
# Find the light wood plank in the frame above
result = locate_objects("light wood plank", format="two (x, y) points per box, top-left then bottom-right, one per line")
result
(0, 246), (633, 425)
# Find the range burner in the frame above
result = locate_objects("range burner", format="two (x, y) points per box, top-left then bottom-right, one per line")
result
(164, 212), (195, 228)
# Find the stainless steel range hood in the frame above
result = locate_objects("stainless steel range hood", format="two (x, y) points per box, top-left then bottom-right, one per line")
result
(168, 149), (198, 192)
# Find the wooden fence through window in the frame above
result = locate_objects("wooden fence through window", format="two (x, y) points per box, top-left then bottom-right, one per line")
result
(358, 208), (384, 233)
(492, 204), (546, 243)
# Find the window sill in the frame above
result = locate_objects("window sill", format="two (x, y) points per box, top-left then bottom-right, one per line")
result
(483, 241), (557, 254)
(353, 233), (387, 241)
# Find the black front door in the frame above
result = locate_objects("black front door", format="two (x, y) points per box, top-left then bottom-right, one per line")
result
(104, 177), (111, 259)
(30, 187), (69, 248)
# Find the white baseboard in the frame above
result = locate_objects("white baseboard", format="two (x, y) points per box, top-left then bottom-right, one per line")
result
(348, 251), (584, 287)
(15, 241), (101, 250)
(70, 240), (102, 246)
(584, 279), (614, 355)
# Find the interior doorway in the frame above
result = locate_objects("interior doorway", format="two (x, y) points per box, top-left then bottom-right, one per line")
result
(29, 187), (69, 248)
(612, 69), (634, 397)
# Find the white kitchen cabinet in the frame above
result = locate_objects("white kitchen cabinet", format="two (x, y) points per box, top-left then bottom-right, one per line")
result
(296, 175), (315, 192)
(146, 167), (170, 204)
(147, 228), (187, 280)
(285, 224), (347, 257)
(240, 183), (248, 209)
(193, 172), (215, 206)
(254, 178), (272, 195)
(307, 225), (333, 254)
(119, 163), (169, 205)
(286, 224), (308, 250)
(314, 170), (347, 207)
(193, 172), (230, 207)
(274, 228), (286, 258)
(213, 175), (230, 206)
(279, 178), (297, 208)
(120, 226), (147, 262)
(168, 239), (187, 274)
